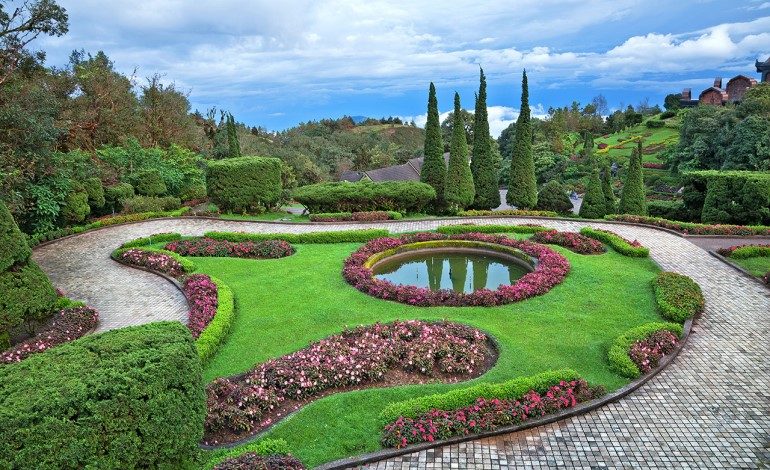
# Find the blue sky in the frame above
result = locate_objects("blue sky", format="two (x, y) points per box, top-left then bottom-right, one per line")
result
(37, 0), (770, 136)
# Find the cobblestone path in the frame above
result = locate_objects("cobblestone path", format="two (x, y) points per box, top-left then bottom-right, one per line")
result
(32, 218), (770, 468)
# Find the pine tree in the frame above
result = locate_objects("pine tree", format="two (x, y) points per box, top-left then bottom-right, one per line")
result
(470, 68), (500, 209)
(582, 131), (594, 164)
(601, 163), (616, 214)
(506, 70), (537, 209)
(420, 82), (446, 211)
(226, 113), (241, 158)
(618, 140), (647, 215)
(579, 170), (608, 219)
(444, 92), (475, 210)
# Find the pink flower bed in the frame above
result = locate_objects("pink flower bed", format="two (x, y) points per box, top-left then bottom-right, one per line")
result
(628, 330), (679, 374)
(381, 379), (603, 448)
(117, 248), (185, 277)
(530, 230), (605, 255)
(165, 238), (294, 259)
(342, 232), (570, 307)
(642, 162), (665, 169)
(214, 454), (305, 470)
(0, 306), (99, 364)
(184, 274), (219, 338)
(203, 320), (491, 443)
(606, 214), (770, 236)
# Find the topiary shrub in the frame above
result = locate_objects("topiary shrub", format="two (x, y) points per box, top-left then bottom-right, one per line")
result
(82, 177), (105, 210)
(61, 189), (91, 225)
(695, 171), (770, 225)
(0, 201), (31, 272)
(134, 168), (168, 196)
(180, 182), (208, 201)
(647, 200), (690, 221)
(536, 180), (573, 214)
(579, 171), (607, 219)
(120, 195), (182, 214)
(618, 144), (647, 215)
(0, 321), (205, 469)
(293, 181), (435, 214)
(653, 272), (704, 322)
(207, 156), (283, 213)
(104, 182), (135, 212)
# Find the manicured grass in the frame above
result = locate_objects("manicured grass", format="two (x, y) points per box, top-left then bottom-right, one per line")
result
(731, 256), (770, 278)
(192, 233), (664, 468)
(593, 116), (680, 164)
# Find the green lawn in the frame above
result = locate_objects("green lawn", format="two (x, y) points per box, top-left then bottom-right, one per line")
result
(191, 233), (665, 467)
(731, 256), (770, 278)
(594, 115), (681, 164)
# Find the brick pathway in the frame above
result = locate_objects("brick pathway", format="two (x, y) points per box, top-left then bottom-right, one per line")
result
(32, 218), (770, 468)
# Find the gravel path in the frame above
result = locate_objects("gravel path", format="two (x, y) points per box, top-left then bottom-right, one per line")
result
(32, 217), (770, 468)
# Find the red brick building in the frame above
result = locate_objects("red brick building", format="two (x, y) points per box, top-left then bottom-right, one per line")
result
(679, 58), (768, 107)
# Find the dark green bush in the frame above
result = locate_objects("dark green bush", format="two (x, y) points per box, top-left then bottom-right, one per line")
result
(608, 322), (683, 378)
(579, 227), (649, 257)
(120, 232), (183, 249)
(645, 119), (665, 128)
(0, 261), (57, 326)
(727, 245), (770, 259)
(653, 272), (704, 323)
(293, 181), (436, 214)
(82, 177), (105, 209)
(618, 145), (647, 215)
(61, 190), (90, 224)
(120, 195), (182, 214)
(0, 322), (205, 469)
(204, 228), (389, 244)
(105, 182), (135, 212)
(536, 180), (573, 214)
(134, 168), (168, 196)
(647, 200), (690, 221)
(180, 182), (208, 201)
(0, 201), (31, 272)
(207, 156), (282, 213)
(691, 171), (770, 225)
(579, 171), (607, 219)
(659, 110), (677, 120)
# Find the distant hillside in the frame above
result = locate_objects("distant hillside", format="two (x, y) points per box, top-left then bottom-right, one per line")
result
(593, 113), (682, 164)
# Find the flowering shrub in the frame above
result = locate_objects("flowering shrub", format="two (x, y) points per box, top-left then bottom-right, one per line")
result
(0, 306), (98, 364)
(642, 162), (665, 169)
(653, 272), (704, 323)
(165, 238), (295, 259)
(579, 227), (649, 257)
(213, 453), (305, 470)
(531, 230), (605, 255)
(605, 214), (770, 236)
(716, 244), (770, 259)
(116, 248), (186, 277)
(381, 379), (603, 448)
(343, 232), (570, 307)
(184, 274), (219, 339)
(628, 330), (679, 374)
(203, 320), (491, 442)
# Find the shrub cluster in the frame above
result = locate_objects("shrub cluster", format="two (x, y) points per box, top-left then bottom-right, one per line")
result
(579, 227), (649, 257)
(652, 272), (704, 322)
(214, 454), (305, 470)
(120, 232), (183, 249)
(0, 306), (98, 364)
(458, 209), (558, 217)
(647, 200), (689, 222)
(204, 228), (390, 244)
(608, 322), (683, 378)
(536, 181), (574, 214)
(203, 320), (490, 443)
(530, 230), (606, 255)
(343, 232), (569, 307)
(196, 277), (235, 364)
(685, 170), (770, 225)
(207, 156), (283, 213)
(114, 248), (188, 277)
(293, 181), (436, 213)
(0, 322), (205, 469)
(716, 244), (770, 259)
(309, 210), (402, 222)
(184, 274), (219, 339)
(436, 223), (548, 235)
(165, 238), (295, 259)
(604, 214), (770, 236)
(120, 195), (181, 214)
(381, 379), (603, 449)
(628, 330), (679, 374)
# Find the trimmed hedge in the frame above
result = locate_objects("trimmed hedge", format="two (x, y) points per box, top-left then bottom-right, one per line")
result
(579, 227), (649, 257)
(0, 200), (31, 271)
(604, 214), (770, 236)
(293, 181), (436, 214)
(134, 168), (168, 196)
(0, 322), (205, 469)
(536, 180), (573, 214)
(104, 182), (135, 212)
(120, 195), (182, 214)
(308, 211), (402, 222)
(120, 232), (183, 249)
(207, 156), (283, 213)
(204, 228), (389, 244)
(685, 171), (770, 225)
(647, 200), (689, 222)
(195, 276), (235, 364)
(0, 262), (58, 324)
(653, 272), (704, 323)
(379, 369), (581, 424)
(608, 322), (683, 378)
(458, 209), (559, 217)
(82, 177), (105, 209)
(720, 244), (770, 259)
(436, 224), (549, 235)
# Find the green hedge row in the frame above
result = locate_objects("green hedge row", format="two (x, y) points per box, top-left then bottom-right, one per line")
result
(308, 211), (403, 222)
(0, 322), (205, 469)
(204, 228), (389, 244)
(728, 245), (770, 259)
(204, 438), (291, 470)
(603, 214), (770, 236)
(196, 276), (235, 364)
(207, 156), (283, 213)
(579, 227), (649, 257)
(653, 272), (704, 323)
(685, 170), (770, 225)
(458, 209), (559, 217)
(120, 195), (182, 214)
(436, 224), (548, 235)
(119, 232), (183, 249)
(379, 369), (581, 424)
(608, 322), (684, 378)
(293, 181), (436, 213)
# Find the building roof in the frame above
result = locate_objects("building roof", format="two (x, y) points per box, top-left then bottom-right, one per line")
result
(339, 153), (450, 183)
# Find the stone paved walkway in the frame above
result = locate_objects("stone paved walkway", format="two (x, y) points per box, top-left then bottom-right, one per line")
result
(31, 217), (770, 468)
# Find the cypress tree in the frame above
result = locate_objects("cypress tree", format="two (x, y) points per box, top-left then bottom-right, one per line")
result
(444, 92), (475, 210)
(470, 68), (500, 209)
(601, 163), (616, 214)
(579, 170), (608, 219)
(618, 140), (647, 215)
(506, 70), (537, 209)
(420, 82), (446, 211)
(226, 113), (241, 158)
(582, 131), (594, 164)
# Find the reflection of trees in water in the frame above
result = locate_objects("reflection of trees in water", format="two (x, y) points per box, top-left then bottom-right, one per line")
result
(472, 258), (490, 291)
(449, 257), (468, 292)
(426, 256), (443, 291)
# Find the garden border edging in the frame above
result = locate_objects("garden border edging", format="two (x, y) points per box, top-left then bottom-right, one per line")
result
(708, 251), (770, 289)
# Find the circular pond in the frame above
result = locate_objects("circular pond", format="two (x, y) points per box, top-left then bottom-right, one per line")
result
(372, 248), (533, 293)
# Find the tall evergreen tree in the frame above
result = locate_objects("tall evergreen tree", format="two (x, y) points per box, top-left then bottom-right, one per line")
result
(579, 170), (608, 219)
(601, 163), (615, 214)
(420, 82), (446, 211)
(226, 113), (241, 158)
(506, 70), (537, 209)
(444, 92), (475, 210)
(582, 131), (594, 163)
(618, 140), (647, 215)
(470, 68), (500, 209)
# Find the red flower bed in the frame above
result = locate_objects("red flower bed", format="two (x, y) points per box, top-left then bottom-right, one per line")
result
(642, 162), (665, 169)
(381, 379), (603, 448)
(530, 230), (605, 255)
(342, 232), (570, 307)
(165, 238), (294, 259)
(214, 454), (305, 470)
(116, 248), (185, 277)
(0, 306), (99, 364)
(628, 330), (678, 374)
(184, 274), (218, 339)
(351, 211), (391, 221)
(595, 228), (644, 248)
(203, 320), (493, 444)
(716, 243), (770, 257)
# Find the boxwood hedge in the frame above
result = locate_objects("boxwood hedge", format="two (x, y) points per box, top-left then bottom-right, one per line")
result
(608, 322), (684, 378)
(652, 272), (704, 323)
(579, 227), (649, 257)
(293, 181), (435, 213)
(0, 322), (205, 469)
(207, 156), (283, 213)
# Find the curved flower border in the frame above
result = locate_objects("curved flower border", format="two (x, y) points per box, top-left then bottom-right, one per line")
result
(343, 232), (570, 307)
